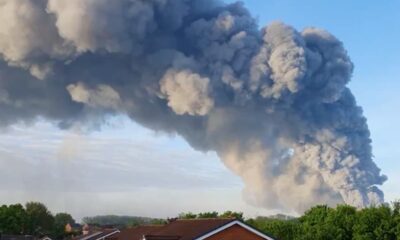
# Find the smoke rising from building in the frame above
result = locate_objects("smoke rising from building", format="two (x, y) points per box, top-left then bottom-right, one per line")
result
(0, 0), (387, 212)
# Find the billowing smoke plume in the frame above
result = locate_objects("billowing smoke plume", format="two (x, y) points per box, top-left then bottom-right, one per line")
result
(0, 0), (386, 212)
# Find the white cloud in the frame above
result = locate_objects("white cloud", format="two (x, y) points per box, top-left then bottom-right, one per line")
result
(0, 116), (260, 220)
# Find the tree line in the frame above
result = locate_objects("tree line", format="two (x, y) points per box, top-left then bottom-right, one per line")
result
(0, 202), (75, 239)
(246, 203), (400, 240)
(177, 203), (400, 240)
(2, 201), (400, 240)
(82, 215), (165, 227)
(177, 210), (244, 221)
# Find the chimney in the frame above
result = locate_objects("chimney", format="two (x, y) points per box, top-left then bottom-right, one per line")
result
(82, 224), (90, 235)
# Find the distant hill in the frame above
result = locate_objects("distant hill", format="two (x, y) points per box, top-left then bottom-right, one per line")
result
(82, 215), (165, 227)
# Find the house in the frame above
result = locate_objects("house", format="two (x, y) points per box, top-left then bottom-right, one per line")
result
(106, 226), (164, 240)
(73, 228), (120, 240)
(65, 223), (82, 234)
(109, 219), (275, 240)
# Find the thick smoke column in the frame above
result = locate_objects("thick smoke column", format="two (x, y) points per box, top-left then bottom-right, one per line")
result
(0, 0), (387, 212)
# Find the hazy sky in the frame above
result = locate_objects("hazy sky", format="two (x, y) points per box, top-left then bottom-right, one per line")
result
(1, 0), (399, 221)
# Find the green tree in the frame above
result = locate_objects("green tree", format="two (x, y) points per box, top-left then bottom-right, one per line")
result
(149, 219), (167, 225)
(54, 213), (75, 226)
(25, 202), (55, 236)
(325, 205), (357, 240)
(353, 205), (396, 240)
(297, 205), (340, 240)
(391, 201), (400, 240)
(82, 215), (163, 227)
(247, 217), (300, 240)
(219, 211), (244, 221)
(197, 211), (218, 219)
(53, 213), (75, 239)
(178, 212), (197, 219)
(0, 204), (28, 234)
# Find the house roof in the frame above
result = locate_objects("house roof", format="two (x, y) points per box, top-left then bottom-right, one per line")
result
(74, 229), (120, 240)
(192, 220), (276, 240)
(105, 218), (276, 240)
(144, 236), (181, 240)
(145, 219), (236, 240)
(109, 226), (164, 240)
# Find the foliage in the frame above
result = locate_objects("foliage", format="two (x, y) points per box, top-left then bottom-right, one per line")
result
(197, 211), (219, 219)
(2, 201), (400, 240)
(177, 211), (243, 221)
(0, 204), (28, 234)
(353, 205), (397, 240)
(178, 212), (197, 219)
(245, 202), (400, 240)
(54, 213), (75, 226)
(219, 211), (244, 221)
(0, 202), (76, 240)
(25, 202), (55, 236)
(53, 213), (76, 239)
(246, 217), (300, 240)
(82, 215), (164, 227)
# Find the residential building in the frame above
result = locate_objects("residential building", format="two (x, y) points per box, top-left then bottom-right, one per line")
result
(107, 219), (275, 240)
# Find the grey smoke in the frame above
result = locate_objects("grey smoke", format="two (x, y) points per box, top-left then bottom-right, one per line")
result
(0, 0), (387, 212)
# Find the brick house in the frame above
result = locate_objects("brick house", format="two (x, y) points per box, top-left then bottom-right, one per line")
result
(109, 219), (275, 240)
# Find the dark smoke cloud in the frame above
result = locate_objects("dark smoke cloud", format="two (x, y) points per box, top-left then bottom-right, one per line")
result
(0, 0), (386, 212)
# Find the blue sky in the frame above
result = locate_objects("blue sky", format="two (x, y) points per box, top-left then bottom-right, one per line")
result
(0, 1), (399, 220)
